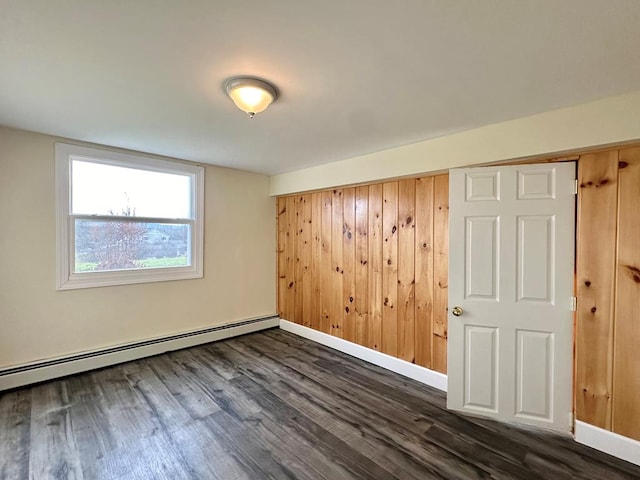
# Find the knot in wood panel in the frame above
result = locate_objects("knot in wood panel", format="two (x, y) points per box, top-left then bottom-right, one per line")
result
(624, 264), (640, 284)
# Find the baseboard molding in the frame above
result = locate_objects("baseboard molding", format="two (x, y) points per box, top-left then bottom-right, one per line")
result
(10, 316), (636, 468)
(279, 319), (447, 392)
(575, 421), (640, 467)
(0, 315), (279, 391)
(278, 320), (640, 466)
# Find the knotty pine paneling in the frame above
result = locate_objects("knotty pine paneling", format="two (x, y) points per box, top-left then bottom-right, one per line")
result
(432, 175), (449, 374)
(277, 198), (287, 321)
(398, 179), (416, 363)
(414, 177), (434, 369)
(368, 184), (384, 351)
(279, 149), (640, 441)
(277, 174), (449, 371)
(300, 195), (313, 328)
(294, 196), (304, 327)
(354, 186), (369, 346)
(342, 188), (356, 343)
(575, 151), (618, 429)
(382, 182), (399, 357)
(574, 146), (640, 442)
(286, 196), (296, 323)
(612, 147), (640, 441)
(331, 189), (344, 337)
(320, 191), (332, 334)
(310, 193), (322, 331)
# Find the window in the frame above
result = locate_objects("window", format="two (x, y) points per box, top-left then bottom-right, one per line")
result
(55, 143), (204, 290)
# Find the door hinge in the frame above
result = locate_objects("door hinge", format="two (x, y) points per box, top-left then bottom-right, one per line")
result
(569, 411), (575, 427)
(573, 179), (578, 195)
(571, 296), (577, 312)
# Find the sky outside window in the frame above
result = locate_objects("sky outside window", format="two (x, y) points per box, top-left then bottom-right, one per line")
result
(71, 158), (191, 218)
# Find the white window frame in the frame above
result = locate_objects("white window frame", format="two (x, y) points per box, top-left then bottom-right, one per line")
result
(55, 143), (204, 290)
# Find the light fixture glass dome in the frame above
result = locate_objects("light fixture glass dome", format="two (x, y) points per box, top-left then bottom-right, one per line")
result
(225, 78), (277, 118)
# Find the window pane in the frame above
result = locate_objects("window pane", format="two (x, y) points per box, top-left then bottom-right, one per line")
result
(74, 219), (191, 272)
(71, 159), (192, 218)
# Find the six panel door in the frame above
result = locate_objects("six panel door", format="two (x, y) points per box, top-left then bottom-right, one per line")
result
(447, 163), (576, 431)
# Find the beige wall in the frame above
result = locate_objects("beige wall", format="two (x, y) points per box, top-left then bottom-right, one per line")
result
(0, 126), (276, 368)
(270, 89), (640, 195)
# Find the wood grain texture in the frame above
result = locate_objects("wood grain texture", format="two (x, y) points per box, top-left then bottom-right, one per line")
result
(277, 197), (287, 319)
(0, 390), (31, 480)
(331, 189), (344, 337)
(284, 195), (296, 322)
(433, 174), (449, 373)
(28, 382), (84, 479)
(397, 179), (416, 363)
(294, 196), (304, 325)
(277, 175), (449, 370)
(613, 147), (640, 441)
(354, 186), (369, 346)
(415, 176), (434, 368)
(320, 191), (333, 334)
(2, 330), (639, 480)
(576, 151), (619, 429)
(272, 150), (640, 441)
(300, 194), (313, 328)
(311, 192), (322, 331)
(368, 183), (384, 351)
(382, 181), (399, 357)
(342, 188), (356, 343)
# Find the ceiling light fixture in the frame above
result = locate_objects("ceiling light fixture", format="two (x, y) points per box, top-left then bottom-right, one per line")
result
(225, 77), (277, 118)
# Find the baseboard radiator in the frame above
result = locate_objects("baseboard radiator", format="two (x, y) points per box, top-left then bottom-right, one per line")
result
(0, 315), (279, 391)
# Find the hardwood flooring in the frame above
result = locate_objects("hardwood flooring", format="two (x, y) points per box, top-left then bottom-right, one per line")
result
(1, 329), (639, 479)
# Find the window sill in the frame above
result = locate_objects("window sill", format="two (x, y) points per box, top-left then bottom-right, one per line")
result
(56, 266), (203, 290)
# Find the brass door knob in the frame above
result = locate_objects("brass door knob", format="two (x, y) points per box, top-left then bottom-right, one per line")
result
(451, 306), (464, 317)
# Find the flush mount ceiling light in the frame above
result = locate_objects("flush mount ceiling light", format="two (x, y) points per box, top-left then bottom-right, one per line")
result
(225, 77), (277, 118)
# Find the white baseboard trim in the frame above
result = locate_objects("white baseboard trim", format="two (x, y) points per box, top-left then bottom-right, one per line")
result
(280, 320), (640, 465)
(279, 319), (447, 392)
(575, 420), (640, 467)
(0, 315), (279, 391)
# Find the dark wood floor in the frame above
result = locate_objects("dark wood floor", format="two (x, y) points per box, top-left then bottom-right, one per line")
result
(1, 329), (639, 480)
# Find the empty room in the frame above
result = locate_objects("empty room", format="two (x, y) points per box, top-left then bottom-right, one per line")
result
(1, 1), (640, 478)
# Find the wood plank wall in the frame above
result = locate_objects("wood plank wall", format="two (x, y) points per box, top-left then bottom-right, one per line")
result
(278, 147), (639, 442)
(612, 147), (640, 441)
(576, 147), (640, 441)
(575, 151), (618, 430)
(277, 175), (449, 373)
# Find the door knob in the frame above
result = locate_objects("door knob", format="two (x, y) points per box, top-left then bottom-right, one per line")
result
(451, 306), (464, 317)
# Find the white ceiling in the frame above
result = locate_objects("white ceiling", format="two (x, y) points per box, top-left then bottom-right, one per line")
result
(1, 1), (640, 175)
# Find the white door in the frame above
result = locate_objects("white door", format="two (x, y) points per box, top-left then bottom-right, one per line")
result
(447, 163), (576, 431)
